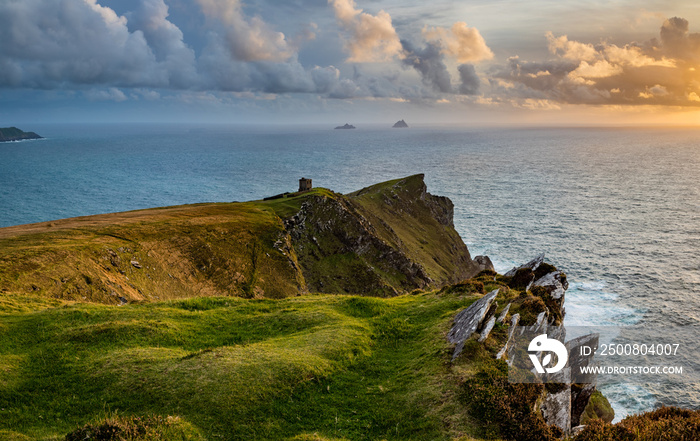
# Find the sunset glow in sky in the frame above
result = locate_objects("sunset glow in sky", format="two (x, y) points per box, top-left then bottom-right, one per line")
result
(2, 0), (700, 125)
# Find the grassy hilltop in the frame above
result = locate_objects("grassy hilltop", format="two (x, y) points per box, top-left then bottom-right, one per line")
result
(0, 174), (478, 305)
(0, 175), (628, 441)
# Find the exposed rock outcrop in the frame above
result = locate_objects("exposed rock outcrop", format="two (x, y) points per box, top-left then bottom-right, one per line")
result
(447, 289), (499, 360)
(392, 119), (409, 128)
(496, 302), (511, 323)
(478, 316), (496, 342)
(463, 254), (604, 436)
(504, 252), (545, 277)
(496, 313), (520, 361)
(473, 255), (495, 272)
(541, 388), (572, 433)
(533, 271), (568, 300)
(284, 194), (432, 296)
(334, 123), (356, 129)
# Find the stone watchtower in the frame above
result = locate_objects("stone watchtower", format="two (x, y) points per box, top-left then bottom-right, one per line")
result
(299, 177), (312, 192)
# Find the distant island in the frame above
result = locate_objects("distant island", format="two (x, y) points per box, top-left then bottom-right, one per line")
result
(393, 119), (409, 128)
(0, 127), (43, 142)
(334, 123), (356, 129)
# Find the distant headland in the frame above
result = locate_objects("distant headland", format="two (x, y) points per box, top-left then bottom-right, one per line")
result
(393, 119), (409, 128)
(0, 127), (43, 142)
(334, 123), (355, 129)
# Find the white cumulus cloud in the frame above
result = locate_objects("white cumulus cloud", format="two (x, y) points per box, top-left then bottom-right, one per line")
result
(422, 22), (494, 64)
(329, 0), (402, 63)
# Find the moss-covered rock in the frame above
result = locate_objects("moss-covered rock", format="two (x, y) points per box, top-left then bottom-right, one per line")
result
(580, 390), (615, 424)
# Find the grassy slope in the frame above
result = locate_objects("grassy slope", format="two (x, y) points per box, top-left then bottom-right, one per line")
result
(0, 199), (313, 304)
(0, 178), (521, 440)
(0, 290), (496, 441)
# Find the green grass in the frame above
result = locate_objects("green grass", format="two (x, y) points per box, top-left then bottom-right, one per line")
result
(0, 202), (304, 303)
(258, 188), (336, 219)
(0, 291), (485, 440)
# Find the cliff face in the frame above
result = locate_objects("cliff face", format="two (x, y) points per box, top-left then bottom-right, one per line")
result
(0, 175), (480, 302)
(285, 174), (479, 296)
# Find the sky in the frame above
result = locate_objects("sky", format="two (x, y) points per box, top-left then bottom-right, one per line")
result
(2, 0), (700, 125)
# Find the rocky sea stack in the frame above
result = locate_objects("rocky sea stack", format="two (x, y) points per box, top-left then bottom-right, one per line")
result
(393, 119), (409, 128)
(334, 123), (356, 129)
(0, 127), (42, 142)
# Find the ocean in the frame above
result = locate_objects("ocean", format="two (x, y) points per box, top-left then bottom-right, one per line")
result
(1, 123), (699, 421)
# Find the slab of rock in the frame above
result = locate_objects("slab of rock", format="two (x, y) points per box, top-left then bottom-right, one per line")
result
(496, 313), (520, 361)
(533, 271), (568, 300)
(571, 383), (597, 427)
(130, 260), (142, 269)
(496, 303), (511, 323)
(566, 333), (600, 384)
(540, 387), (571, 434)
(473, 255), (495, 273)
(535, 311), (548, 333)
(478, 316), (496, 342)
(448, 289), (499, 360)
(504, 253), (545, 277)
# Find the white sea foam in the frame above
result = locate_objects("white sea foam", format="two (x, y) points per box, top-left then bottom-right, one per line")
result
(600, 383), (658, 423)
(565, 281), (642, 327)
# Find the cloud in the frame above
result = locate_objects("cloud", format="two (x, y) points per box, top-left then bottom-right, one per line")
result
(197, 0), (293, 62)
(401, 40), (453, 94)
(659, 17), (700, 62)
(568, 60), (623, 79)
(329, 0), (402, 62)
(0, 0), (490, 104)
(84, 87), (128, 102)
(422, 22), (494, 63)
(493, 17), (700, 106)
(545, 32), (598, 62)
(458, 64), (480, 95)
(126, 0), (198, 87)
(638, 84), (669, 99)
(0, 0), (354, 98)
(0, 0), (166, 88)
